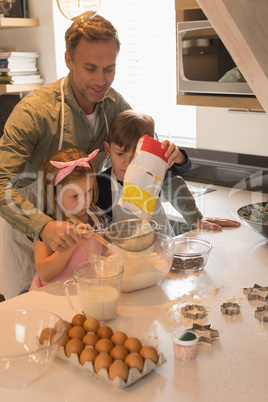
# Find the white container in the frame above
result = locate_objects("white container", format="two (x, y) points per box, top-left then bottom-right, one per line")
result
(172, 331), (199, 361)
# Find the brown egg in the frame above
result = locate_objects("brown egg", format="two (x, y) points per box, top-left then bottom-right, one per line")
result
(72, 314), (86, 327)
(95, 338), (114, 354)
(125, 353), (144, 372)
(97, 325), (114, 339)
(65, 338), (84, 357)
(111, 331), (128, 346)
(64, 321), (72, 335)
(80, 347), (98, 365)
(110, 345), (129, 361)
(56, 333), (70, 348)
(83, 317), (100, 333)
(109, 360), (129, 382)
(139, 346), (158, 364)
(40, 327), (57, 345)
(53, 319), (66, 334)
(94, 353), (113, 373)
(83, 332), (99, 347)
(68, 325), (86, 340)
(124, 337), (142, 353)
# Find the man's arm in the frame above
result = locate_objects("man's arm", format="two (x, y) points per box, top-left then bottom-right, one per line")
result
(0, 103), (50, 239)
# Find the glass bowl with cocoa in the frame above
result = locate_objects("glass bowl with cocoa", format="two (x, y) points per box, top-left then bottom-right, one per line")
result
(171, 237), (212, 273)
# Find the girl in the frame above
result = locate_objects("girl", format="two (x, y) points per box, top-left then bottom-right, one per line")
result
(30, 147), (109, 290)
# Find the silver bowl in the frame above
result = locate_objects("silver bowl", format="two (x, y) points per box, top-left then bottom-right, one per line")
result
(105, 218), (158, 252)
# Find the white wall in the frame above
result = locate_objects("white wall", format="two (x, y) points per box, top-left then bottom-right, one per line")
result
(196, 107), (268, 157)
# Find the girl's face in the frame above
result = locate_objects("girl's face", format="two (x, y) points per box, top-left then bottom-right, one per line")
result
(56, 176), (94, 221)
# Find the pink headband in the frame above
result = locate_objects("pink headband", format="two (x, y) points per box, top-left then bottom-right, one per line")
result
(50, 149), (99, 186)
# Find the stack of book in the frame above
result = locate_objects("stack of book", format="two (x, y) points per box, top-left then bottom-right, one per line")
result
(0, 51), (44, 85)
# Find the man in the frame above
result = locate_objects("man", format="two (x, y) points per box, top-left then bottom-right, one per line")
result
(0, 14), (190, 298)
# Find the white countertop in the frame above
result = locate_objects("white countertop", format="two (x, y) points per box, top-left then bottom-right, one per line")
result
(0, 185), (268, 402)
(163, 180), (268, 224)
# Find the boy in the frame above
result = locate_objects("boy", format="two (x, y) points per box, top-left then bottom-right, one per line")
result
(96, 110), (200, 235)
(97, 110), (241, 234)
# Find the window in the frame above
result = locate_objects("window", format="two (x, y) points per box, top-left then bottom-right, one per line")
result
(100, 0), (196, 147)
(53, 0), (196, 147)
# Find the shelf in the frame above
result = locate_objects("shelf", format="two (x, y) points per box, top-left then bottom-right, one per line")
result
(0, 18), (39, 29)
(175, 0), (199, 10)
(177, 92), (263, 110)
(0, 83), (42, 93)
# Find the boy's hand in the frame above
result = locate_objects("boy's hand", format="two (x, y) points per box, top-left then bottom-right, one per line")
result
(161, 140), (186, 167)
(194, 217), (241, 231)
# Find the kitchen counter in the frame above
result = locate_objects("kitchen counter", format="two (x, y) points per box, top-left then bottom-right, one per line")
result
(0, 186), (268, 401)
(163, 180), (268, 225)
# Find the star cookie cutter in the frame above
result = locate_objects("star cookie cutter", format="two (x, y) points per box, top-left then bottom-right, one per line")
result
(255, 305), (268, 322)
(185, 323), (219, 345)
(243, 284), (268, 303)
(220, 302), (240, 315)
(181, 304), (207, 319)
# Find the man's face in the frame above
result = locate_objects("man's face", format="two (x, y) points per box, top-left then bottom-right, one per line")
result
(65, 38), (118, 114)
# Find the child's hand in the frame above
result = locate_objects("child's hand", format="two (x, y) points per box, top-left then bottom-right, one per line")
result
(194, 217), (241, 231)
(161, 140), (186, 167)
(76, 223), (94, 238)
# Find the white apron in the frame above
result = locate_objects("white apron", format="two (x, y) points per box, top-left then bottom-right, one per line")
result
(3, 180), (42, 298)
(4, 78), (64, 298)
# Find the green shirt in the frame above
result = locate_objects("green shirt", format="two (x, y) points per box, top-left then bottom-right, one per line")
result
(0, 75), (131, 239)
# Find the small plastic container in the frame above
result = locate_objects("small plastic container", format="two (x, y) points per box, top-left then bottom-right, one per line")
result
(172, 331), (199, 361)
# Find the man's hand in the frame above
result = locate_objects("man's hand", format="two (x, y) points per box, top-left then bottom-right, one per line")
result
(194, 217), (241, 231)
(39, 220), (86, 251)
(161, 140), (186, 167)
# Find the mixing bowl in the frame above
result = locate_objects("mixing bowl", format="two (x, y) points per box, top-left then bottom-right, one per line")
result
(237, 202), (268, 240)
(86, 233), (175, 292)
(0, 309), (66, 388)
(172, 237), (212, 273)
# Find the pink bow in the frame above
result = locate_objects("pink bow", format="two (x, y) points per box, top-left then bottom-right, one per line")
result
(50, 149), (99, 185)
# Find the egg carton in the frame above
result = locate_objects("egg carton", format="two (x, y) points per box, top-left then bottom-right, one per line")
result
(56, 346), (166, 388)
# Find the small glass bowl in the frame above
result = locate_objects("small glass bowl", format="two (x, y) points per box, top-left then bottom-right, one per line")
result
(172, 237), (212, 273)
(0, 309), (66, 388)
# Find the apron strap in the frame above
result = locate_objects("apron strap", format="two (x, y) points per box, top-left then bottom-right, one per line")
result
(58, 77), (66, 151)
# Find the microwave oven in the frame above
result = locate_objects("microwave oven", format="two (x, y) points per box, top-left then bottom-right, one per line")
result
(177, 20), (254, 96)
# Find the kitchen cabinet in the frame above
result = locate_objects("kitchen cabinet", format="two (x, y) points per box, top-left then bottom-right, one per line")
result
(175, 0), (263, 110)
(197, 0), (268, 114)
(0, 17), (42, 94)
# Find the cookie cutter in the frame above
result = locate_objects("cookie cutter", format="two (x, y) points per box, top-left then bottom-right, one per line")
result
(255, 305), (268, 322)
(243, 284), (268, 303)
(220, 302), (240, 315)
(181, 304), (207, 319)
(185, 323), (219, 345)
